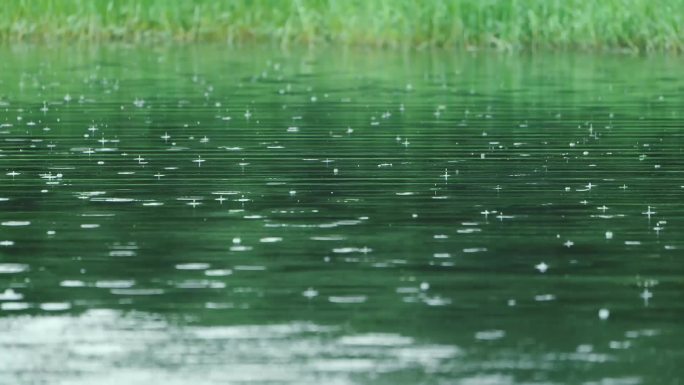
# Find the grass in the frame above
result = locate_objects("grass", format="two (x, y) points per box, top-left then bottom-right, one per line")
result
(2, 0), (684, 52)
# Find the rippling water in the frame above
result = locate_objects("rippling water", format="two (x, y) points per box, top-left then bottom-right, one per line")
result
(1, 45), (683, 384)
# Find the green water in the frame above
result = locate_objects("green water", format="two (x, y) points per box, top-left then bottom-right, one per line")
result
(0, 45), (683, 385)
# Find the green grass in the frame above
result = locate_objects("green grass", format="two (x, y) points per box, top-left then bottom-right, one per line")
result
(2, 0), (684, 52)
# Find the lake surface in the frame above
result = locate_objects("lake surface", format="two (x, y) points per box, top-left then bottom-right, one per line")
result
(0, 45), (683, 385)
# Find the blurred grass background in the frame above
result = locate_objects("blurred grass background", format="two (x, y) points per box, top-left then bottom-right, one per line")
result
(2, 0), (684, 52)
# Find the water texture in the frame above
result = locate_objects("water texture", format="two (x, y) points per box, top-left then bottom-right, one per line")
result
(0, 46), (683, 384)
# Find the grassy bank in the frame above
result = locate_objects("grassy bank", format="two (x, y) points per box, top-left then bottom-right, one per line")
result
(2, 0), (684, 52)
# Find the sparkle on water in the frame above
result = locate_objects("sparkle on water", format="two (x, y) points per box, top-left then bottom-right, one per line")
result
(0, 46), (683, 384)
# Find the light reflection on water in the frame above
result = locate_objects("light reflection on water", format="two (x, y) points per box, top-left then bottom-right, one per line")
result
(0, 310), (459, 385)
(0, 309), (650, 385)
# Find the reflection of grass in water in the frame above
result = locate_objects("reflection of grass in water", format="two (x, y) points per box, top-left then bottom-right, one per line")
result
(2, 0), (684, 52)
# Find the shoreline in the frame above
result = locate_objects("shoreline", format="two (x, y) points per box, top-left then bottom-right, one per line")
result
(2, 0), (684, 54)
